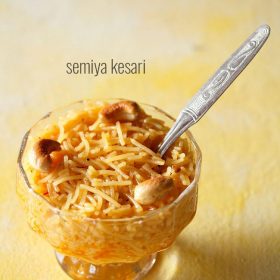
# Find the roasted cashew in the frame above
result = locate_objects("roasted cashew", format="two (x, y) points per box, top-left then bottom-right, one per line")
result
(29, 139), (61, 172)
(134, 176), (174, 205)
(100, 100), (140, 122)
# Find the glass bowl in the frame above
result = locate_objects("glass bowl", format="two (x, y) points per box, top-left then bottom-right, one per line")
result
(16, 99), (202, 280)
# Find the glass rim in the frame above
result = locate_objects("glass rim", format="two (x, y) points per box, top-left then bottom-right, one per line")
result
(17, 99), (202, 223)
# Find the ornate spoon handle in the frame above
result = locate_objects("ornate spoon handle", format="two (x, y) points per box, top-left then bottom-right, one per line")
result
(158, 24), (270, 156)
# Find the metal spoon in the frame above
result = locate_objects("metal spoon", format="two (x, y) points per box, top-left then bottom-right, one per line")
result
(158, 24), (270, 156)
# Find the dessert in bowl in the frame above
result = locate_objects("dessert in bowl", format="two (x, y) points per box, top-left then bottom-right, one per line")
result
(17, 99), (201, 279)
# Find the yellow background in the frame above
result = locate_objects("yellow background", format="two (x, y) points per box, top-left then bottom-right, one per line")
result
(1, 1), (279, 279)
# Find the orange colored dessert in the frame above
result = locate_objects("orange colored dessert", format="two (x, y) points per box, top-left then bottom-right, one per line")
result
(17, 100), (200, 266)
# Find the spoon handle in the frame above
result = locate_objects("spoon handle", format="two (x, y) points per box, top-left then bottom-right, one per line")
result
(158, 24), (270, 156)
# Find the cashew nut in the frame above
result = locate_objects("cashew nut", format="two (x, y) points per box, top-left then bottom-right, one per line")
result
(29, 139), (61, 172)
(100, 100), (141, 122)
(134, 176), (174, 205)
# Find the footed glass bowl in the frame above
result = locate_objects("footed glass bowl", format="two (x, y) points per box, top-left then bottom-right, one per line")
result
(17, 100), (201, 280)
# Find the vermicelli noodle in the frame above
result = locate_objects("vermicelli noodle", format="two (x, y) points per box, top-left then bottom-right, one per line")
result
(26, 100), (195, 219)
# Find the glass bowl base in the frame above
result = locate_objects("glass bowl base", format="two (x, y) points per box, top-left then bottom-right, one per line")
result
(55, 251), (157, 280)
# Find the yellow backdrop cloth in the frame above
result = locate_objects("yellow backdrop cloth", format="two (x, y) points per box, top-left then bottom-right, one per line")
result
(0, 1), (279, 279)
